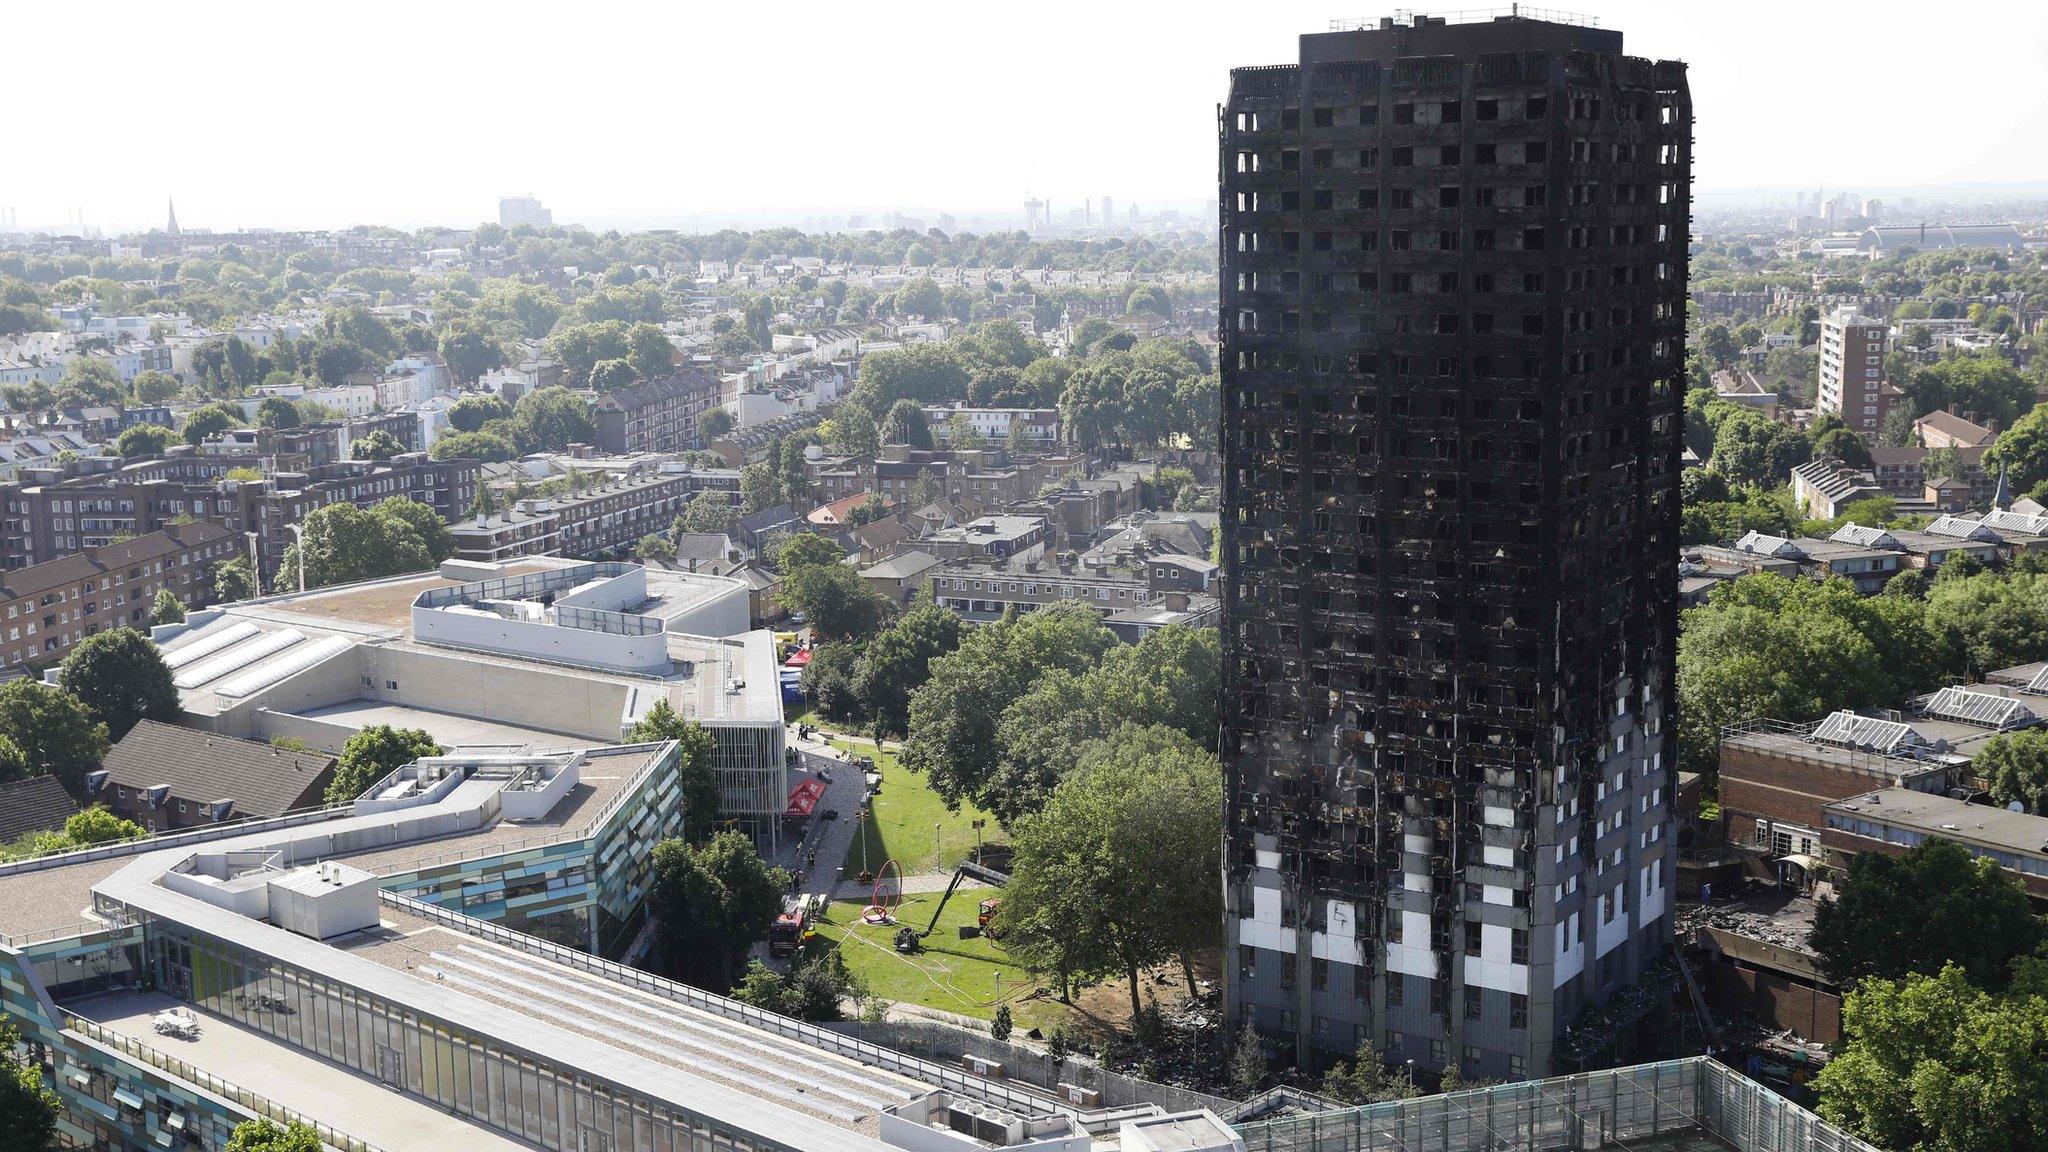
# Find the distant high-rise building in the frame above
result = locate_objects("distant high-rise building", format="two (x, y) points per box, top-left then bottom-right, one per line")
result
(1101, 197), (1115, 226)
(499, 195), (553, 229)
(1219, 13), (1690, 1079)
(1817, 307), (1891, 436)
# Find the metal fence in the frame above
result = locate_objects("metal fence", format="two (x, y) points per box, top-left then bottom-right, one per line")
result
(1234, 1058), (1878, 1152)
(64, 1012), (390, 1152)
(825, 1019), (1239, 1117)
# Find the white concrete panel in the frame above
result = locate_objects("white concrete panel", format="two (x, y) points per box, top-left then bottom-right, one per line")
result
(1256, 849), (1282, 871)
(1311, 930), (1365, 967)
(1404, 834), (1432, 855)
(1480, 923), (1512, 966)
(1483, 805), (1513, 827)
(1596, 905), (1631, 957)
(1237, 916), (1291, 954)
(1387, 939), (1437, 979)
(1482, 844), (1514, 867)
(1481, 884), (1513, 906)
(1251, 886), (1281, 926)
(1465, 957), (1530, 995)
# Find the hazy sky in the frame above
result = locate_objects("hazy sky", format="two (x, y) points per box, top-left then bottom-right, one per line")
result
(7, 0), (2045, 233)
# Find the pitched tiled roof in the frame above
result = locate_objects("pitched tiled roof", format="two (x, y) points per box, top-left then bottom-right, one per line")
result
(0, 522), (237, 601)
(97, 721), (336, 820)
(0, 775), (79, 843)
(589, 369), (720, 413)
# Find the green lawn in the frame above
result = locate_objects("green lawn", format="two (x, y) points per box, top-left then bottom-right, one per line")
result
(810, 892), (1065, 1031)
(827, 735), (1002, 876)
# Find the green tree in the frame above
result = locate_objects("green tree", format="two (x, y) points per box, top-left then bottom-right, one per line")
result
(986, 626), (1220, 826)
(880, 399), (933, 449)
(1816, 965), (2048, 1152)
(588, 358), (637, 391)
(62, 805), (146, 847)
(1813, 426), (1874, 468)
(799, 641), (864, 722)
(635, 532), (676, 564)
(256, 396), (303, 429)
(850, 599), (962, 736)
(116, 422), (173, 458)
(510, 387), (595, 453)
(446, 392), (513, 433)
(431, 430), (517, 463)
(1977, 729), (2048, 813)
(59, 627), (179, 742)
(648, 830), (790, 991)
(624, 699), (721, 841)
(437, 315), (506, 386)
(224, 1118), (324, 1152)
(54, 357), (123, 408)
(778, 562), (886, 641)
(1676, 575), (1952, 775)
(1003, 725), (1222, 1025)
(279, 502), (436, 589)
(731, 952), (860, 1021)
(128, 369), (180, 405)
(1812, 838), (2043, 993)
(1126, 284), (1172, 319)
(0, 680), (110, 797)
(700, 407), (736, 440)
(0, 1020), (60, 1152)
(1986, 402), (2048, 494)
(371, 497), (454, 564)
(213, 555), (255, 603)
(740, 464), (782, 515)
(775, 532), (843, 573)
(349, 428), (405, 460)
(678, 490), (736, 534)
(843, 493), (891, 528)
(151, 588), (186, 625)
(1229, 1025), (1266, 1095)
(851, 343), (969, 412)
(991, 1003), (1013, 1041)
(326, 725), (443, 803)
(904, 602), (1117, 812)
(181, 401), (244, 446)
(1925, 571), (2048, 677)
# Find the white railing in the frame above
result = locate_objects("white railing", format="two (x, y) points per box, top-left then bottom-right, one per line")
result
(64, 1012), (390, 1152)
(380, 890), (1056, 1118)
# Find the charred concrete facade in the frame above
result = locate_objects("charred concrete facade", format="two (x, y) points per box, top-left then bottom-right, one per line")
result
(1218, 15), (1689, 1079)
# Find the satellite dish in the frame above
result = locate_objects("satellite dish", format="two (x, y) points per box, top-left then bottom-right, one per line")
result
(2009, 801), (2026, 812)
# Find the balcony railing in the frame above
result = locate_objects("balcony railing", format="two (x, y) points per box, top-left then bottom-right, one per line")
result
(63, 1012), (391, 1152)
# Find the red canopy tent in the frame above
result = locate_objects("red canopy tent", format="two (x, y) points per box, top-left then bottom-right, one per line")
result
(783, 648), (814, 669)
(784, 777), (827, 819)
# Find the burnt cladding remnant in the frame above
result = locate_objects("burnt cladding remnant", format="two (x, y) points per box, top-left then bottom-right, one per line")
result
(1217, 13), (1690, 1078)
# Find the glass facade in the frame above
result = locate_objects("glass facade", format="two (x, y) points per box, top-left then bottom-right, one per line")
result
(147, 926), (778, 1152)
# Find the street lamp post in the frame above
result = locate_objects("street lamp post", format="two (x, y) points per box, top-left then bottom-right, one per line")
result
(284, 523), (306, 594)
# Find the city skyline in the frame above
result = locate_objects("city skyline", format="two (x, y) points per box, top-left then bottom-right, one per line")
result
(5, 0), (2044, 234)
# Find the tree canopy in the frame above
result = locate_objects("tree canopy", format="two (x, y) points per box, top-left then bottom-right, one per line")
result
(59, 627), (180, 742)
(1812, 838), (2043, 993)
(624, 700), (721, 842)
(0, 680), (109, 800)
(1000, 724), (1222, 1021)
(325, 725), (443, 803)
(648, 830), (789, 992)
(280, 500), (445, 589)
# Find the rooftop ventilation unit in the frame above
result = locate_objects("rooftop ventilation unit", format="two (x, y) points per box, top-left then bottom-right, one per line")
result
(1811, 710), (1927, 756)
(1924, 686), (2036, 730)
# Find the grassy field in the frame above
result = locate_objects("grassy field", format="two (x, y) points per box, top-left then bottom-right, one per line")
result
(826, 735), (1002, 876)
(809, 891), (1066, 1031)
